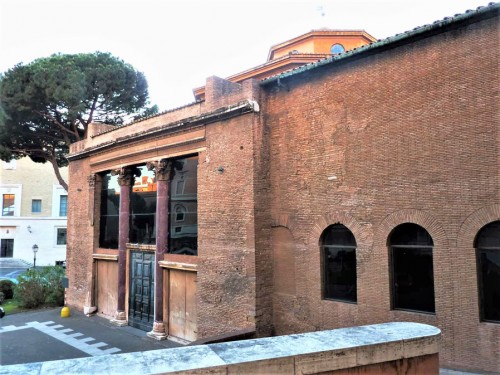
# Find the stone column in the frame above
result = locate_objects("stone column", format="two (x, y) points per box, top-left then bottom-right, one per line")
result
(111, 167), (136, 326)
(83, 174), (97, 315)
(147, 160), (173, 340)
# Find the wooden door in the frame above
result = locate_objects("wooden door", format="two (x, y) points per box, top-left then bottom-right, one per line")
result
(168, 269), (197, 342)
(128, 251), (154, 331)
(96, 260), (118, 317)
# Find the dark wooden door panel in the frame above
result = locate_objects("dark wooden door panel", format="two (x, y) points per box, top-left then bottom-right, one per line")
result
(129, 251), (154, 331)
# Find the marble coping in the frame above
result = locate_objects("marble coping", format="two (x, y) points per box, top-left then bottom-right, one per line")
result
(0, 322), (440, 375)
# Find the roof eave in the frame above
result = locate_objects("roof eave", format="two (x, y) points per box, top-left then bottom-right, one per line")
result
(261, 3), (500, 87)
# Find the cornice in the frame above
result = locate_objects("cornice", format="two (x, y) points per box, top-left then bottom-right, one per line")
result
(67, 99), (259, 161)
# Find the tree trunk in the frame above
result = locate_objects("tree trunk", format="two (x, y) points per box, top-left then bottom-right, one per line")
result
(49, 158), (69, 191)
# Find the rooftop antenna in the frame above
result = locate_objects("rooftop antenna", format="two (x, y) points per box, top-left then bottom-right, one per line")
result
(315, 4), (328, 29)
(316, 5), (325, 17)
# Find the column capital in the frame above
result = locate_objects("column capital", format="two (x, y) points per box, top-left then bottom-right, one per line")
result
(112, 167), (139, 186)
(87, 174), (96, 188)
(147, 159), (173, 181)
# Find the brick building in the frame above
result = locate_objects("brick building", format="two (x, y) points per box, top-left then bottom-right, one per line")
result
(1, 158), (68, 266)
(66, 3), (499, 373)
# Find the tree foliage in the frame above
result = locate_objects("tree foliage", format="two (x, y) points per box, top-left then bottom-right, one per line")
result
(14, 266), (66, 308)
(0, 52), (158, 190)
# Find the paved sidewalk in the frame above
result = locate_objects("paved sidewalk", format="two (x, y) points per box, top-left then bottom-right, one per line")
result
(0, 307), (180, 365)
(0, 258), (32, 268)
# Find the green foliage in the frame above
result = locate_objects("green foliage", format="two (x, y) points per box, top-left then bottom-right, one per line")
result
(0, 279), (15, 299)
(0, 291), (4, 304)
(0, 52), (158, 189)
(14, 266), (66, 308)
(14, 270), (46, 308)
(41, 266), (66, 306)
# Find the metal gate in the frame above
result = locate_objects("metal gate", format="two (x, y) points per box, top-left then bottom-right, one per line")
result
(128, 251), (154, 331)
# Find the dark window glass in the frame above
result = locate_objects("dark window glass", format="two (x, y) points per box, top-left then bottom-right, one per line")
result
(0, 239), (14, 257)
(129, 165), (157, 244)
(32, 199), (42, 213)
(390, 223), (435, 313)
(99, 172), (120, 249)
(475, 221), (500, 323)
(169, 156), (198, 256)
(175, 205), (186, 221)
(322, 224), (357, 302)
(57, 228), (67, 245)
(2, 194), (15, 216)
(59, 195), (68, 216)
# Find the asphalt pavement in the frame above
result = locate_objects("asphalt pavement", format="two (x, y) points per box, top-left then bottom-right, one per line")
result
(0, 258), (32, 282)
(0, 307), (180, 365)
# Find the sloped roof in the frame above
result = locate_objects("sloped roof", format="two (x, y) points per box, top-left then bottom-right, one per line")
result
(261, 2), (499, 86)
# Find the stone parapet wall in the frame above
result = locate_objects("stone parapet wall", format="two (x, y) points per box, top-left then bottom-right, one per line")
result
(0, 322), (440, 375)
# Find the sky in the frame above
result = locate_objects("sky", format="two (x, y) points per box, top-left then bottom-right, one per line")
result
(0, 0), (493, 111)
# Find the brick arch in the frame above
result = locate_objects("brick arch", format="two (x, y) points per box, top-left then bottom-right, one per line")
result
(308, 212), (373, 276)
(457, 204), (500, 249)
(308, 212), (372, 249)
(374, 209), (448, 249)
(372, 209), (448, 317)
(271, 213), (301, 237)
(270, 213), (302, 298)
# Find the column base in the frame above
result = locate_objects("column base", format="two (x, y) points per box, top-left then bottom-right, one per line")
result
(147, 322), (168, 340)
(83, 306), (97, 316)
(111, 311), (127, 326)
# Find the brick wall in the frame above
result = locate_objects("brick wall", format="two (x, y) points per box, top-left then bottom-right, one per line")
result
(263, 16), (499, 373)
(66, 158), (95, 309)
(195, 76), (272, 338)
(65, 10), (498, 373)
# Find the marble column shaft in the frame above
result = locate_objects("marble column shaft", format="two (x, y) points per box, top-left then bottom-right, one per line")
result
(153, 161), (172, 325)
(116, 168), (135, 315)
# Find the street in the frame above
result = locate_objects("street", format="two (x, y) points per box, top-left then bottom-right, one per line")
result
(0, 258), (32, 283)
(0, 267), (28, 281)
(0, 307), (180, 366)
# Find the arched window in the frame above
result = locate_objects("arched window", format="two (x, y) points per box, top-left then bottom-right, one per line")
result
(175, 205), (186, 222)
(330, 43), (345, 54)
(321, 224), (357, 302)
(475, 221), (500, 323)
(389, 223), (435, 313)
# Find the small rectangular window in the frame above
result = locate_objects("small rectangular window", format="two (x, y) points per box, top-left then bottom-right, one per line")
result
(32, 199), (42, 213)
(57, 228), (67, 245)
(59, 195), (68, 217)
(176, 180), (185, 195)
(1, 239), (14, 257)
(2, 194), (15, 216)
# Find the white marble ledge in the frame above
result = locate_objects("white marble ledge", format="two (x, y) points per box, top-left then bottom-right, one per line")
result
(0, 322), (440, 375)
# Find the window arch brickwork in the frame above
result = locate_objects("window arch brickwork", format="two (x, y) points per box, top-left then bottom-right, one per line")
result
(373, 210), (447, 316)
(389, 223), (435, 313)
(475, 221), (500, 323)
(457, 205), (500, 249)
(307, 213), (373, 310)
(321, 224), (357, 302)
(457, 205), (500, 323)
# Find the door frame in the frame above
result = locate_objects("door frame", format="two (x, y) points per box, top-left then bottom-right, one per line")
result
(128, 248), (155, 331)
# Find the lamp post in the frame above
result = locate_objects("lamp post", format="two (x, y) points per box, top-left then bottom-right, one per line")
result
(32, 244), (38, 269)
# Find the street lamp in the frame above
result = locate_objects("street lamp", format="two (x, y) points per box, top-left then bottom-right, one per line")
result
(32, 244), (39, 269)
